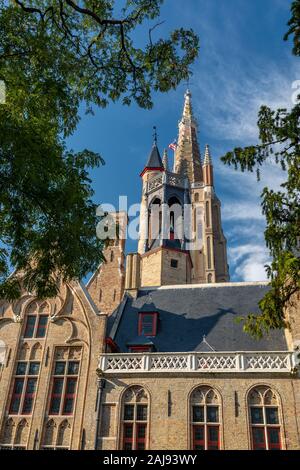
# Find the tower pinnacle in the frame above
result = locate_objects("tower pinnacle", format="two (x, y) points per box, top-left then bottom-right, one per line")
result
(162, 149), (169, 171)
(140, 129), (164, 177)
(174, 90), (203, 183)
(203, 144), (214, 187)
(182, 89), (193, 123)
(204, 144), (212, 165)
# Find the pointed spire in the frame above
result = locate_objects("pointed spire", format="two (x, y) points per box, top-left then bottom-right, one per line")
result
(204, 144), (212, 166)
(162, 149), (169, 171)
(203, 144), (214, 186)
(174, 90), (203, 183)
(145, 143), (163, 169)
(182, 89), (193, 122)
(146, 126), (163, 168)
(140, 129), (164, 177)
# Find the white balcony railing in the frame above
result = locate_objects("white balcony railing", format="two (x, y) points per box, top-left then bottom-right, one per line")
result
(99, 352), (295, 374)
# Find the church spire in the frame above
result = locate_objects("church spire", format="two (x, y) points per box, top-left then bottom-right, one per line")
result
(140, 129), (164, 177)
(182, 89), (193, 122)
(174, 90), (203, 184)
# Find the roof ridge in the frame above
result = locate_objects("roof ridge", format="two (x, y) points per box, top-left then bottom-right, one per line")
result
(138, 281), (269, 291)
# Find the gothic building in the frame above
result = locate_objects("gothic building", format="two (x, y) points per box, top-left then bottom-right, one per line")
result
(130, 89), (229, 290)
(0, 91), (299, 451)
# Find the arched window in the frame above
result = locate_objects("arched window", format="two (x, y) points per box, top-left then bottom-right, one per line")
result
(121, 386), (149, 450)
(56, 420), (71, 449)
(168, 196), (182, 240)
(205, 201), (210, 227)
(0, 418), (15, 446)
(190, 386), (221, 450)
(42, 419), (56, 448)
(207, 237), (212, 269)
(248, 386), (282, 450)
(194, 193), (199, 202)
(23, 301), (50, 339)
(18, 343), (30, 361)
(14, 419), (28, 447)
(0, 418), (28, 450)
(30, 342), (42, 361)
(110, 250), (114, 262)
(9, 350), (40, 415)
(207, 273), (213, 283)
(148, 198), (161, 243)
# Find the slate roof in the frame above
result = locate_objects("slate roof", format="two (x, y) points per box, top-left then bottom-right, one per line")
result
(145, 143), (163, 168)
(108, 283), (288, 352)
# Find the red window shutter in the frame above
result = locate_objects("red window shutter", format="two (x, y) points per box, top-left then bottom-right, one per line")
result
(123, 423), (133, 450)
(252, 427), (266, 450)
(136, 423), (147, 450)
(267, 427), (281, 450)
(138, 312), (158, 336)
(207, 425), (220, 450)
(193, 425), (205, 450)
(129, 346), (151, 353)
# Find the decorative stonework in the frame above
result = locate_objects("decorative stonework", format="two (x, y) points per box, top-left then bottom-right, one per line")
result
(100, 351), (295, 374)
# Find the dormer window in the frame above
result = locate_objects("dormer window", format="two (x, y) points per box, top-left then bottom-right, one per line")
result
(138, 313), (158, 337)
(129, 346), (152, 353)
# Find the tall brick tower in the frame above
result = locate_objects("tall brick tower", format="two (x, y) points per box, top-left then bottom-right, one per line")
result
(125, 90), (229, 290)
(87, 211), (127, 314)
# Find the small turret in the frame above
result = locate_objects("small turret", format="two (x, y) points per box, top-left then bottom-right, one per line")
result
(162, 149), (169, 171)
(203, 144), (213, 187)
(140, 127), (164, 177)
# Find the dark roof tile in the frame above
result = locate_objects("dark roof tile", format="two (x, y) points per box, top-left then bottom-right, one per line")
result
(109, 283), (287, 352)
(145, 144), (163, 168)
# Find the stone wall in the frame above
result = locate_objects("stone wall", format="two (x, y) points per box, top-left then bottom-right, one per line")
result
(0, 282), (107, 450)
(98, 375), (300, 450)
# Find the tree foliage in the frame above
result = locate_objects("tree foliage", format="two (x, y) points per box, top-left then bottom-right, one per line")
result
(0, 1), (199, 299)
(221, 1), (300, 338)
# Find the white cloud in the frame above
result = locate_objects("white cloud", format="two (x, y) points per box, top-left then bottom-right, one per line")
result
(225, 222), (266, 244)
(237, 258), (268, 282)
(194, 60), (300, 143)
(222, 201), (264, 221)
(228, 244), (270, 282)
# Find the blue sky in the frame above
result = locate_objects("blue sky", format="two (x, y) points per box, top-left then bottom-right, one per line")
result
(68, 0), (299, 282)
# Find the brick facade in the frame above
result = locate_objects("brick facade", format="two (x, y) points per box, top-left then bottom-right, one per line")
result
(97, 375), (300, 450)
(0, 281), (105, 450)
(87, 211), (127, 315)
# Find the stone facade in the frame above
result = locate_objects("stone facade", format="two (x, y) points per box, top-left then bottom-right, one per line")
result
(138, 247), (192, 288)
(97, 375), (300, 450)
(0, 281), (106, 450)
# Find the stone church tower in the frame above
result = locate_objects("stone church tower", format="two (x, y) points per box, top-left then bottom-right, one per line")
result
(126, 90), (229, 290)
(1, 89), (299, 452)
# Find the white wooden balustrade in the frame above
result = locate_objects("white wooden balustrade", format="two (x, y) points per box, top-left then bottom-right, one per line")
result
(99, 351), (295, 374)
